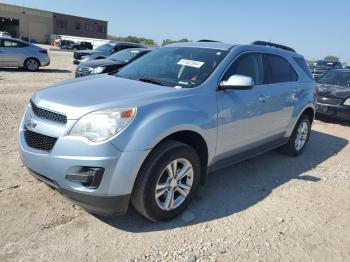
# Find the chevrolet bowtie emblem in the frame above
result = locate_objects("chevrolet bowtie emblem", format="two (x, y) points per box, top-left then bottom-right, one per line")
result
(26, 119), (37, 129)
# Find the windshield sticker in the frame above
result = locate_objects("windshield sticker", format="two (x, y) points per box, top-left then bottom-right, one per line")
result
(177, 59), (204, 68)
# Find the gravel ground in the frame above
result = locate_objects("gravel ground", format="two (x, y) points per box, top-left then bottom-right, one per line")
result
(0, 49), (349, 262)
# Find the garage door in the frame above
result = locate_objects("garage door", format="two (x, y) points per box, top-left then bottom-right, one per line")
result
(28, 22), (49, 43)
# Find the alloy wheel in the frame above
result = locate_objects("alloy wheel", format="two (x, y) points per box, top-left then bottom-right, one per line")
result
(155, 158), (194, 211)
(26, 59), (39, 71)
(295, 121), (309, 151)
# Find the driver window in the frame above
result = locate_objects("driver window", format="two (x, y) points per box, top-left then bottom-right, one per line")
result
(223, 53), (263, 85)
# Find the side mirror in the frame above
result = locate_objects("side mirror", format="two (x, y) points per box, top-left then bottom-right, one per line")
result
(219, 75), (255, 90)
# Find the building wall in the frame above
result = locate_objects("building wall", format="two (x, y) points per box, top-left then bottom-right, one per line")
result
(53, 13), (107, 40)
(0, 4), (53, 43)
(0, 3), (108, 44)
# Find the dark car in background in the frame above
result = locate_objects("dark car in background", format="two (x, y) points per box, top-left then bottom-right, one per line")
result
(312, 60), (342, 80)
(73, 42), (144, 65)
(60, 40), (76, 49)
(75, 48), (153, 78)
(316, 69), (350, 120)
(69, 41), (93, 51)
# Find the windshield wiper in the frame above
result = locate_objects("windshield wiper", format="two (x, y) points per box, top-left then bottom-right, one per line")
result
(137, 78), (165, 86)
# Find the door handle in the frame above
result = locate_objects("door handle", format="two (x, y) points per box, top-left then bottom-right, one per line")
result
(258, 95), (270, 102)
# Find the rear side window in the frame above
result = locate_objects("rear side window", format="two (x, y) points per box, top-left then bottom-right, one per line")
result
(223, 53), (264, 85)
(293, 57), (313, 79)
(262, 54), (298, 84)
(2, 39), (28, 48)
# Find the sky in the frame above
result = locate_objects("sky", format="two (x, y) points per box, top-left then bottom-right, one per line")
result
(2, 0), (350, 63)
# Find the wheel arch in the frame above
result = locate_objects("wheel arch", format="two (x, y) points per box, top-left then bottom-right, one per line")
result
(136, 130), (209, 187)
(301, 107), (315, 123)
(287, 104), (315, 137)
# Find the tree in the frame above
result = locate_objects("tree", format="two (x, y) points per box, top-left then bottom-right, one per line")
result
(324, 55), (339, 62)
(107, 35), (157, 46)
(161, 38), (191, 46)
(307, 60), (315, 66)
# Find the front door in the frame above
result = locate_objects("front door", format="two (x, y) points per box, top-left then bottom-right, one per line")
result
(216, 52), (268, 159)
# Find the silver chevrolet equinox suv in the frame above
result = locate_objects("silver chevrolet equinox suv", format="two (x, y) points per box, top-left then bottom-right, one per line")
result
(19, 41), (316, 221)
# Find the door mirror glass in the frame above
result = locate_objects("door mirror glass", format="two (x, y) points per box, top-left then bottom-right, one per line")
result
(219, 75), (255, 90)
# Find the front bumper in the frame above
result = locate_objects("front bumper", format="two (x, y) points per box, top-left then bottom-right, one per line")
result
(39, 56), (50, 67)
(28, 168), (130, 216)
(316, 102), (350, 120)
(19, 121), (151, 216)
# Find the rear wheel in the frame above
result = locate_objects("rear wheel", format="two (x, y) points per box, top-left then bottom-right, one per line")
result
(131, 140), (201, 222)
(24, 58), (39, 71)
(280, 115), (311, 156)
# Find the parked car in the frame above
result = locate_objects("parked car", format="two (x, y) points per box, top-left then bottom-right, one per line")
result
(0, 31), (12, 38)
(75, 48), (153, 77)
(312, 60), (342, 80)
(0, 37), (50, 71)
(73, 42), (144, 64)
(69, 41), (93, 51)
(60, 40), (76, 49)
(316, 69), (350, 120)
(19, 41), (316, 221)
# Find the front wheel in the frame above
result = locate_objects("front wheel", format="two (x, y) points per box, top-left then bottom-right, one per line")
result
(280, 115), (311, 156)
(131, 140), (201, 222)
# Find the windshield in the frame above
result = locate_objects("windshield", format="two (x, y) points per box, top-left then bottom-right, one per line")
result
(108, 49), (140, 63)
(315, 60), (328, 66)
(95, 43), (113, 52)
(116, 47), (228, 88)
(318, 70), (350, 87)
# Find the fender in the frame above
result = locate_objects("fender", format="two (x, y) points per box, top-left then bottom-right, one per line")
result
(286, 86), (316, 137)
(110, 101), (217, 163)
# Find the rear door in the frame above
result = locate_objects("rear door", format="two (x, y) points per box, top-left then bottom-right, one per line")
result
(258, 53), (299, 135)
(0, 39), (28, 66)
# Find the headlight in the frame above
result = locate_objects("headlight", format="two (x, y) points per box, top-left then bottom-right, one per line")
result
(91, 66), (105, 74)
(70, 107), (137, 142)
(80, 56), (89, 62)
(344, 98), (350, 106)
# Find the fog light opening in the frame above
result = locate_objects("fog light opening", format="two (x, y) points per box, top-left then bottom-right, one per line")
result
(65, 167), (104, 189)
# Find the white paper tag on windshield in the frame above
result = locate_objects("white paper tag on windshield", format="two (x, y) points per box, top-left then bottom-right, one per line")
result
(177, 59), (204, 68)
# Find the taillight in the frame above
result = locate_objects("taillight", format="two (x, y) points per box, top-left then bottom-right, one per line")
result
(40, 49), (48, 54)
(315, 84), (320, 96)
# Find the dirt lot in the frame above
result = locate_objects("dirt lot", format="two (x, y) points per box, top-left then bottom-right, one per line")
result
(0, 49), (349, 262)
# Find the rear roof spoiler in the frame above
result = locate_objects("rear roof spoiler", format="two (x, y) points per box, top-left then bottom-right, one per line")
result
(251, 41), (296, 53)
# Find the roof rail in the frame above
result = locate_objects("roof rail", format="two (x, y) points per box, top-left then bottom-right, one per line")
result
(197, 39), (221, 42)
(251, 41), (296, 52)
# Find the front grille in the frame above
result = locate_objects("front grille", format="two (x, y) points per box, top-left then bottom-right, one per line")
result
(30, 101), (67, 124)
(76, 66), (91, 77)
(74, 52), (88, 60)
(317, 96), (343, 105)
(24, 129), (57, 151)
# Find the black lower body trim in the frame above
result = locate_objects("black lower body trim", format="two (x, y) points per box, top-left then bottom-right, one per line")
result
(27, 168), (130, 217)
(209, 137), (288, 172)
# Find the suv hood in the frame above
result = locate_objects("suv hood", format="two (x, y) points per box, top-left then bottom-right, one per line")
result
(74, 50), (101, 56)
(79, 59), (124, 68)
(31, 75), (177, 119)
(319, 84), (350, 99)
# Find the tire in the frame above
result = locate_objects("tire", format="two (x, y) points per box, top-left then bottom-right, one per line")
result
(280, 115), (311, 156)
(24, 58), (40, 71)
(131, 140), (201, 222)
